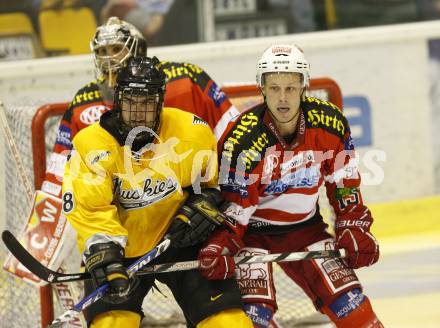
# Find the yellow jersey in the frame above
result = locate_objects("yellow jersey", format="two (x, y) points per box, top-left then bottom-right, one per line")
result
(62, 107), (218, 257)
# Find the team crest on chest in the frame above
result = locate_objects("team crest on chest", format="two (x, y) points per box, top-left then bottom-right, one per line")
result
(113, 177), (179, 210)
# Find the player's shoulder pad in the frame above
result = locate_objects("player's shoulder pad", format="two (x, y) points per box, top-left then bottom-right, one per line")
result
(221, 104), (275, 172)
(72, 123), (116, 168)
(302, 96), (348, 139)
(158, 60), (210, 89)
(74, 122), (116, 152)
(69, 80), (102, 108)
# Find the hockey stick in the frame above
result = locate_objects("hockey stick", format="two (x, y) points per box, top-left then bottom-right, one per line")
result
(2, 229), (89, 282)
(125, 248), (347, 275)
(47, 237), (172, 327)
(2, 230), (346, 284)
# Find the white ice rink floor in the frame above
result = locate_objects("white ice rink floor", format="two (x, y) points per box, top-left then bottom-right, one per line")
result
(357, 233), (440, 328)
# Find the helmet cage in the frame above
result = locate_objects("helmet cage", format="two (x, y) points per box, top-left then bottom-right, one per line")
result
(114, 56), (166, 145)
(256, 44), (310, 88)
(93, 36), (137, 75)
(115, 86), (164, 133)
(92, 30), (139, 76)
(91, 18), (147, 78)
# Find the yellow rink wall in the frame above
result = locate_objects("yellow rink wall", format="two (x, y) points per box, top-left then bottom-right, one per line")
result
(369, 195), (440, 238)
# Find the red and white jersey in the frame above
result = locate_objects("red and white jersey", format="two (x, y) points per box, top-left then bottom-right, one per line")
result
(41, 61), (239, 197)
(218, 96), (372, 235)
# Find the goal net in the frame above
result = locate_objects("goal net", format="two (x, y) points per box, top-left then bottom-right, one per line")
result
(0, 78), (342, 328)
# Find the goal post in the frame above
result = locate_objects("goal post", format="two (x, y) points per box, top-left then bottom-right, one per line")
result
(32, 103), (68, 190)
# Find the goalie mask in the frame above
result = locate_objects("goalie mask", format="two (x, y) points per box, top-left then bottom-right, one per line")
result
(91, 17), (147, 84)
(256, 44), (310, 88)
(114, 56), (166, 146)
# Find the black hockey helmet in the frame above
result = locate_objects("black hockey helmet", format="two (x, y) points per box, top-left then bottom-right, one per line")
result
(114, 56), (166, 145)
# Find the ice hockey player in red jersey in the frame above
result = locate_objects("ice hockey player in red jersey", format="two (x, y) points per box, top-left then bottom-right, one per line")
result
(198, 44), (383, 328)
(41, 16), (239, 197)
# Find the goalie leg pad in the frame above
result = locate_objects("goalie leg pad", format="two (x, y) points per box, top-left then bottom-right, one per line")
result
(197, 308), (253, 328)
(322, 289), (384, 328)
(90, 310), (141, 328)
(243, 303), (274, 328)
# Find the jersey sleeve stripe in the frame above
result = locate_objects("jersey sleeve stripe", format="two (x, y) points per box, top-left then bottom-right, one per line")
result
(324, 158), (359, 184)
(257, 192), (319, 214)
(252, 207), (318, 225)
(213, 105), (240, 140)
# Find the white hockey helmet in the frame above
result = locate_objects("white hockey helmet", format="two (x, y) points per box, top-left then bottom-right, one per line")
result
(90, 17), (147, 77)
(256, 44), (310, 88)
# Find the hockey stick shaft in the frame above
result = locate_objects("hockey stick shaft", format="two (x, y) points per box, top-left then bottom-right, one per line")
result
(141, 248), (347, 274)
(3, 230), (346, 283)
(48, 238), (172, 327)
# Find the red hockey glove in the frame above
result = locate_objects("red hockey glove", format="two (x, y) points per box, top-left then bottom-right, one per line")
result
(198, 227), (244, 280)
(335, 224), (379, 269)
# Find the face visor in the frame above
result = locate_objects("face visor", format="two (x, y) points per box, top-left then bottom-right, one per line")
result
(119, 88), (162, 130)
(91, 29), (139, 86)
(114, 84), (165, 146)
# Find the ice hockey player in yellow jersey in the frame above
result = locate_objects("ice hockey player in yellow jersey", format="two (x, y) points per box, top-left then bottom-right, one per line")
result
(62, 56), (252, 327)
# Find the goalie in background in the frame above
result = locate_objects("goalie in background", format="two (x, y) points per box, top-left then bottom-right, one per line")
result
(41, 15), (239, 198)
(197, 44), (384, 328)
(62, 56), (253, 327)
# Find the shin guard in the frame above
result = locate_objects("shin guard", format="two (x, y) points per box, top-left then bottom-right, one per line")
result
(322, 289), (383, 328)
(244, 303), (276, 328)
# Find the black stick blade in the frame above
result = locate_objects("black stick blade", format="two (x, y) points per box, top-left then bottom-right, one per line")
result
(1, 230), (89, 283)
(2, 230), (51, 281)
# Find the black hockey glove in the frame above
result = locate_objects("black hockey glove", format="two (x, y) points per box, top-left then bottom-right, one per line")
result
(167, 188), (228, 248)
(85, 242), (137, 304)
